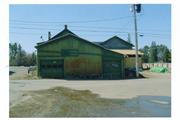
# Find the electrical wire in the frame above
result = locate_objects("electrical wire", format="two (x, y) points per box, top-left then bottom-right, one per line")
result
(9, 23), (64, 27)
(9, 23), (171, 32)
(138, 32), (171, 36)
(9, 32), (48, 35)
(9, 15), (136, 24)
(9, 32), (128, 36)
(9, 32), (171, 39)
(140, 35), (171, 38)
(115, 18), (134, 34)
(10, 26), (171, 37)
(10, 27), (131, 33)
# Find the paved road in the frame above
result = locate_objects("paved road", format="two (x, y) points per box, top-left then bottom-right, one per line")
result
(9, 67), (28, 72)
(10, 77), (171, 99)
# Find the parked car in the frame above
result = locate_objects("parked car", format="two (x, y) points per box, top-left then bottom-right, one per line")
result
(28, 66), (36, 73)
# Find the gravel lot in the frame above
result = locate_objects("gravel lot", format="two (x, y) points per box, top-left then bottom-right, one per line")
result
(9, 66), (171, 117)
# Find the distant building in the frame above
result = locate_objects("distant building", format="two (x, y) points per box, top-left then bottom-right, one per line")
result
(35, 25), (125, 79)
(93, 36), (143, 69)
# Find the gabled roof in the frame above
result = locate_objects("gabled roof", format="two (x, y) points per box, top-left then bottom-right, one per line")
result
(49, 26), (77, 41)
(100, 36), (134, 47)
(35, 33), (124, 56)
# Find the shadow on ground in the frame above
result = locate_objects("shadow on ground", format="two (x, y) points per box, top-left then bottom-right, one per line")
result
(9, 71), (15, 75)
(65, 71), (145, 81)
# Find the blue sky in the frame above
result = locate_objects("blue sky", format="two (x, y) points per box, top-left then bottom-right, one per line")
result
(1, 1), (180, 119)
(9, 4), (171, 53)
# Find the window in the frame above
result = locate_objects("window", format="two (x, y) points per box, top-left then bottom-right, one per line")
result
(47, 65), (51, 68)
(52, 65), (57, 68)
(128, 55), (141, 57)
(58, 65), (63, 68)
(41, 65), (46, 68)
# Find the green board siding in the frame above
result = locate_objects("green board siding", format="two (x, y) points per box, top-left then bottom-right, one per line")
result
(64, 54), (101, 75)
(103, 60), (121, 78)
(37, 36), (102, 77)
(36, 35), (125, 78)
(102, 48), (124, 78)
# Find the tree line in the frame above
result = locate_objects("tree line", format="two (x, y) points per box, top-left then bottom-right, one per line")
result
(9, 42), (36, 66)
(139, 41), (171, 63)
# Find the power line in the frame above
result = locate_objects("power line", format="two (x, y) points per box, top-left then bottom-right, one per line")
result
(10, 23), (64, 27)
(9, 16), (136, 24)
(9, 32), (128, 36)
(140, 35), (171, 38)
(138, 32), (171, 36)
(10, 27), (131, 33)
(10, 26), (171, 37)
(115, 18), (134, 34)
(129, 28), (170, 32)
(9, 32), (171, 39)
(9, 32), (47, 35)
(10, 23), (171, 32)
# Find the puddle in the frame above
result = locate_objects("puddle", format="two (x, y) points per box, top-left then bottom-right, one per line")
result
(149, 100), (169, 104)
(9, 87), (171, 117)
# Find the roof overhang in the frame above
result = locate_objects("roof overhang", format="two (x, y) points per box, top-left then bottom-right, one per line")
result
(110, 49), (144, 56)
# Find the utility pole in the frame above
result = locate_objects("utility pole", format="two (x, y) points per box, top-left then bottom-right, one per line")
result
(131, 4), (141, 78)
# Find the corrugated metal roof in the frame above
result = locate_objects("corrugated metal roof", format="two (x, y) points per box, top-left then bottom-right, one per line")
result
(110, 49), (144, 55)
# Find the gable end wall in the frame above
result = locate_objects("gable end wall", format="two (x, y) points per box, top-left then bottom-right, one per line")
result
(102, 38), (132, 49)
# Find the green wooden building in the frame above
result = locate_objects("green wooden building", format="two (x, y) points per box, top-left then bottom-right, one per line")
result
(35, 25), (125, 79)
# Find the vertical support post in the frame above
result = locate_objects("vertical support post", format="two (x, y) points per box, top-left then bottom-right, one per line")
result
(133, 4), (139, 78)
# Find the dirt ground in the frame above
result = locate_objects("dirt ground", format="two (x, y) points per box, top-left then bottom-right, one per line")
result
(9, 67), (40, 80)
(9, 87), (171, 117)
(138, 70), (171, 78)
(9, 66), (171, 117)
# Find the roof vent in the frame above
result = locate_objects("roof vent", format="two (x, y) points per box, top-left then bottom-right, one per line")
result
(48, 31), (51, 40)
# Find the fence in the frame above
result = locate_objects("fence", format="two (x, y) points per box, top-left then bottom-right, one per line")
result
(143, 63), (171, 70)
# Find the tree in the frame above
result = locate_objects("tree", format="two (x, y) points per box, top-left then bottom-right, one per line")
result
(16, 50), (26, 66)
(163, 47), (170, 62)
(15, 44), (27, 66)
(9, 42), (37, 66)
(9, 42), (18, 60)
(168, 51), (171, 63)
(157, 44), (167, 61)
(127, 33), (132, 43)
(150, 41), (158, 63)
(30, 51), (36, 65)
(139, 45), (150, 63)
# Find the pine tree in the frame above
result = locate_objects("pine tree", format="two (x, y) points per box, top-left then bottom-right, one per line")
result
(31, 51), (36, 65)
(163, 47), (170, 62)
(150, 41), (158, 63)
(168, 51), (171, 63)
(127, 33), (132, 43)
